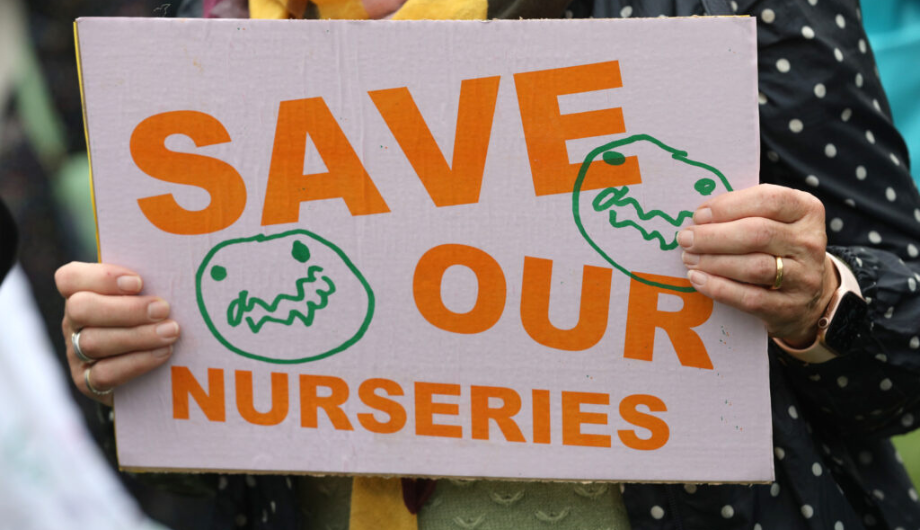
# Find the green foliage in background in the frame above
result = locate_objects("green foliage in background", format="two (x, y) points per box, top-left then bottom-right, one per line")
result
(893, 432), (920, 486)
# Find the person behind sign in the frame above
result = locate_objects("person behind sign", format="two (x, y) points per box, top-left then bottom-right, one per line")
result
(55, 0), (920, 529)
(583, 1), (920, 529)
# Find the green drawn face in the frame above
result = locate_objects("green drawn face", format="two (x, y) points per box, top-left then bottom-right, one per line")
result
(573, 134), (733, 292)
(196, 230), (374, 364)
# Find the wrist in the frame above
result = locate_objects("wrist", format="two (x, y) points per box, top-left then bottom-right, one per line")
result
(773, 253), (865, 363)
(779, 254), (840, 348)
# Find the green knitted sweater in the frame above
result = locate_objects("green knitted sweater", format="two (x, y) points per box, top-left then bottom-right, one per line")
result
(297, 476), (632, 529)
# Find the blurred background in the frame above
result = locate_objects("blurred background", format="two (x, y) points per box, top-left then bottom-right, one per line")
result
(1, 2), (212, 528)
(0, 0), (917, 528)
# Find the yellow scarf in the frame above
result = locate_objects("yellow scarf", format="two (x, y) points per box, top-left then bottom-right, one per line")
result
(250, 0), (486, 20)
(247, 2), (485, 527)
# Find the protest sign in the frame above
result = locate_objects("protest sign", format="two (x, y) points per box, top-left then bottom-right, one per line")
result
(75, 16), (769, 482)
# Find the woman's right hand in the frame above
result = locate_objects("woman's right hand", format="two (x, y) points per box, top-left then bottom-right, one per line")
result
(55, 262), (180, 406)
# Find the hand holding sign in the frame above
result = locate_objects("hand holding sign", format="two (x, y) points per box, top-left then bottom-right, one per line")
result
(678, 184), (838, 346)
(55, 262), (179, 405)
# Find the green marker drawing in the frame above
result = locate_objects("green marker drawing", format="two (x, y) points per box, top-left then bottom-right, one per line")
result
(225, 265), (336, 333)
(572, 133), (733, 293)
(196, 229), (374, 364)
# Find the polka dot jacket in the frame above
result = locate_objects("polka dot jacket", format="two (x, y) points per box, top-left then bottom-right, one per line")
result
(108, 1), (920, 529)
(568, 0), (920, 529)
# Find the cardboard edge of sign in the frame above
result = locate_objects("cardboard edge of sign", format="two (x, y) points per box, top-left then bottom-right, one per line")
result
(73, 21), (102, 263)
(77, 16), (770, 485)
(119, 465), (774, 485)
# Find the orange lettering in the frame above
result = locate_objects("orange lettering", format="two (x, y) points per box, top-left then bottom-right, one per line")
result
(369, 76), (501, 207)
(235, 371), (289, 426)
(131, 111), (246, 235)
(618, 394), (670, 451)
(172, 366), (225, 422)
(514, 61), (641, 197)
(415, 382), (462, 438)
(470, 385), (525, 442)
(520, 257), (612, 351)
(532, 389), (551, 444)
(562, 391), (610, 448)
(300, 374), (354, 430)
(262, 97), (389, 225)
(624, 273), (714, 369)
(413, 244), (506, 334)
(357, 378), (407, 434)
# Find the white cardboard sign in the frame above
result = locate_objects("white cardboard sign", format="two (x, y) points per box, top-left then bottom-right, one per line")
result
(76, 17), (771, 482)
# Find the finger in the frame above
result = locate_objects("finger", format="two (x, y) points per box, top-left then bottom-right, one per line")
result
(55, 262), (143, 298)
(678, 217), (794, 256)
(66, 292), (170, 328)
(682, 252), (791, 287)
(686, 269), (785, 323)
(74, 346), (174, 405)
(687, 268), (832, 341)
(70, 321), (180, 361)
(693, 184), (820, 224)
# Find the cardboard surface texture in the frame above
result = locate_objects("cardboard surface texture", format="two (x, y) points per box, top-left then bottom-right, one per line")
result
(76, 16), (770, 482)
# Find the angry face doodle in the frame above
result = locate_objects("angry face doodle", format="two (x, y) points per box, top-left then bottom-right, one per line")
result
(196, 230), (374, 364)
(573, 134), (733, 292)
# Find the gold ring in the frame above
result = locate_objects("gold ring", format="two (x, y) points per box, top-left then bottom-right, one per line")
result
(84, 366), (114, 397)
(770, 256), (784, 290)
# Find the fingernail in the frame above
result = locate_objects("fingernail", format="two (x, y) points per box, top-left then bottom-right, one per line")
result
(151, 346), (172, 358)
(148, 299), (170, 321)
(678, 230), (694, 248)
(117, 275), (142, 293)
(682, 252), (699, 267)
(687, 270), (707, 287)
(156, 321), (179, 339)
(694, 208), (713, 224)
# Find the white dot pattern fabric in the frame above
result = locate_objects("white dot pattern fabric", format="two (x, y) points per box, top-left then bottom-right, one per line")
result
(582, 1), (920, 530)
(114, 1), (920, 529)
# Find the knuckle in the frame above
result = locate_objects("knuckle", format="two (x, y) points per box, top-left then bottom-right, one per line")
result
(751, 219), (774, 248)
(802, 237), (825, 258)
(102, 266), (119, 283)
(66, 292), (93, 324)
(761, 186), (785, 215)
(793, 227), (826, 258)
(756, 256), (774, 281)
(694, 254), (710, 271)
(758, 184), (777, 199)
(91, 366), (115, 390)
(739, 289), (764, 313)
(78, 329), (99, 357)
(710, 281), (732, 305)
(803, 191), (825, 213)
(797, 190), (825, 219)
(54, 263), (76, 295)
(704, 280), (724, 301)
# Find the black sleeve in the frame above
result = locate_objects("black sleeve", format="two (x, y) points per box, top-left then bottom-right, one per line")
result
(749, 0), (920, 437)
(0, 198), (18, 284)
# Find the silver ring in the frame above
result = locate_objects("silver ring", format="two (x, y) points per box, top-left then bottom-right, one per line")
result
(84, 366), (113, 397)
(72, 330), (95, 363)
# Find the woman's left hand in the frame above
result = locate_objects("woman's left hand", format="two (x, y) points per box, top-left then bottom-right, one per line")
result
(678, 184), (839, 347)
